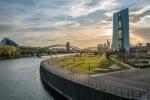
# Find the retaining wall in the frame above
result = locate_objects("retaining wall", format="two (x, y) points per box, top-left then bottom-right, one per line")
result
(40, 62), (131, 100)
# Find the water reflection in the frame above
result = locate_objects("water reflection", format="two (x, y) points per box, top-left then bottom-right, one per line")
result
(0, 57), (66, 100)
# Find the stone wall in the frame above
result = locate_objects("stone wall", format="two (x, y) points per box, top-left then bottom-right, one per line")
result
(40, 63), (130, 100)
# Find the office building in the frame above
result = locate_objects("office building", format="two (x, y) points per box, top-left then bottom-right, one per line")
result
(112, 8), (130, 52)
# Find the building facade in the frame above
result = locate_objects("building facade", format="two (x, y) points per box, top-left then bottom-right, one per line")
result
(0, 37), (19, 47)
(112, 8), (130, 52)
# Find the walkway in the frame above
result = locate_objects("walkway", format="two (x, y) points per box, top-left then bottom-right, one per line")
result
(41, 57), (150, 100)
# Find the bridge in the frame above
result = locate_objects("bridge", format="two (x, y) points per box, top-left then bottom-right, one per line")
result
(36, 42), (82, 57)
(44, 42), (82, 53)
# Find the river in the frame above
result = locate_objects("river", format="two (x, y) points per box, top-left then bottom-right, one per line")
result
(0, 57), (62, 100)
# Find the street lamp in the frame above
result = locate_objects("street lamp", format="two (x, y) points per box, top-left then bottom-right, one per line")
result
(138, 43), (141, 71)
(89, 63), (91, 79)
(120, 71), (123, 79)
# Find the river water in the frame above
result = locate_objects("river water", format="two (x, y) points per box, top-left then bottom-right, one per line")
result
(0, 57), (59, 100)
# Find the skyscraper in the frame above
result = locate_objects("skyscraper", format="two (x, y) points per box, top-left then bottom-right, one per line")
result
(112, 8), (130, 52)
(66, 42), (70, 53)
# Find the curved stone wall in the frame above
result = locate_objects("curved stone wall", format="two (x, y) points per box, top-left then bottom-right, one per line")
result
(40, 60), (130, 100)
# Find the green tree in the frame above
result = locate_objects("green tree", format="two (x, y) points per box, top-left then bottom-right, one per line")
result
(0, 45), (21, 58)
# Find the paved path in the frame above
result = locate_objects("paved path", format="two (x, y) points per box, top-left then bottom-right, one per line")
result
(91, 57), (150, 91)
(42, 57), (150, 100)
(91, 68), (150, 91)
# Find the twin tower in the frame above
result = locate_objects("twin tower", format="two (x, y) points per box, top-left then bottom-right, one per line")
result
(112, 8), (130, 52)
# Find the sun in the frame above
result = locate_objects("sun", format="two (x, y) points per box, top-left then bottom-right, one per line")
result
(105, 29), (112, 37)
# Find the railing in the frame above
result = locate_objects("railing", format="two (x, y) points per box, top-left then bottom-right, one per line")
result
(41, 58), (150, 100)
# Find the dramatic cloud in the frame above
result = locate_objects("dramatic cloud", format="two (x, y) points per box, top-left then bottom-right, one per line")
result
(134, 27), (150, 40)
(0, 0), (149, 48)
(69, 0), (120, 17)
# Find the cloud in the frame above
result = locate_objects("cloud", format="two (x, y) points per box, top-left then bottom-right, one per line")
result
(130, 4), (150, 15)
(0, 24), (15, 33)
(0, 0), (149, 47)
(54, 21), (80, 28)
(129, 2), (150, 23)
(69, 0), (119, 17)
(134, 27), (150, 41)
(98, 18), (112, 24)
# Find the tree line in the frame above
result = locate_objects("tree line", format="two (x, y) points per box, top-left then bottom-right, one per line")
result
(0, 45), (21, 58)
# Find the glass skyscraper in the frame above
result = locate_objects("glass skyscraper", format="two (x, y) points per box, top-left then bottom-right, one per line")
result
(112, 8), (130, 52)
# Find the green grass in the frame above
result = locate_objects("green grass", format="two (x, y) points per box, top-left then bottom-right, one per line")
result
(54, 54), (128, 75)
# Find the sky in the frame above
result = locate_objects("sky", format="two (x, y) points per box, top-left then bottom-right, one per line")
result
(0, 0), (149, 48)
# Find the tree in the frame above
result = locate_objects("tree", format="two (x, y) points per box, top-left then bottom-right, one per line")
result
(0, 45), (21, 58)
(106, 52), (110, 59)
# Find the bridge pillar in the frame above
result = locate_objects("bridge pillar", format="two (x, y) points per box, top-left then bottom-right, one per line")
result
(66, 42), (70, 53)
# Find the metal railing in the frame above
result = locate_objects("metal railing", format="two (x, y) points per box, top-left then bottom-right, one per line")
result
(41, 58), (150, 100)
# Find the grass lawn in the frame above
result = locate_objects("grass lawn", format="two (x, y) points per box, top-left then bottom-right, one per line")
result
(54, 53), (128, 75)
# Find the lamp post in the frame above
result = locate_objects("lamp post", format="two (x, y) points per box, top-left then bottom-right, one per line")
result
(138, 43), (141, 71)
(136, 45), (139, 72)
(120, 71), (123, 79)
(89, 63), (91, 79)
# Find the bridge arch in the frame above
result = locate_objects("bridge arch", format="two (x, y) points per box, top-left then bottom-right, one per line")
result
(45, 44), (82, 52)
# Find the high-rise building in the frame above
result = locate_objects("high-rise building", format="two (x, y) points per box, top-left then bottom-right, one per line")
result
(66, 42), (70, 53)
(112, 8), (130, 52)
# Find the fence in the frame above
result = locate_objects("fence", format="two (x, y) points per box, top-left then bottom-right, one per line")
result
(41, 58), (150, 100)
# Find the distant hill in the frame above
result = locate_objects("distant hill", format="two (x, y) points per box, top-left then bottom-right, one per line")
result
(0, 37), (19, 47)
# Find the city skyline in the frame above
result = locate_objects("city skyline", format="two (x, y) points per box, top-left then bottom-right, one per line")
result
(0, 0), (150, 48)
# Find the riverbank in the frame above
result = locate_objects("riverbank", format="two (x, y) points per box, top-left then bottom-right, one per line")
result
(40, 61), (129, 100)
(40, 58), (149, 100)
(0, 56), (39, 60)
(0, 53), (78, 60)
(0, 56), (21, 60)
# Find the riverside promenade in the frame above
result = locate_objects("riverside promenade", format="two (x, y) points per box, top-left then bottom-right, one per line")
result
(40, 56), (150, 100)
